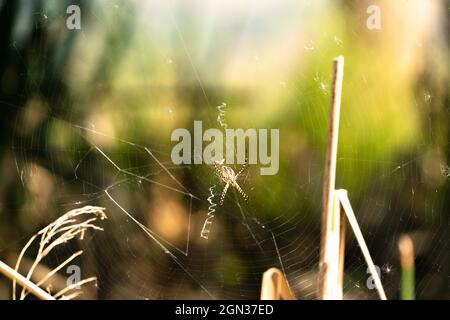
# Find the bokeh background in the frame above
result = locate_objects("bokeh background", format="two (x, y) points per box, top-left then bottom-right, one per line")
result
(0, 0), (449, 299)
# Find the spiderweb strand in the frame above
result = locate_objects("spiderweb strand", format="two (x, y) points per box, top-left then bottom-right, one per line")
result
(70, 124), (215, 297)
(200, 185), (217, 240)
(217, 102), (228, 129)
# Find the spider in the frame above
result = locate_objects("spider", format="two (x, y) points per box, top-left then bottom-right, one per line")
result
(214, 158), (249, 205)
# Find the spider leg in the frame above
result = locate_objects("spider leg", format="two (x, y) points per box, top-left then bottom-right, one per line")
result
(235, 161), (248, 180)
(214, 162), (221, 177)
(214, 159), (225, 178)
(220, 183), (230, 205)
(233, 182), (249, 202)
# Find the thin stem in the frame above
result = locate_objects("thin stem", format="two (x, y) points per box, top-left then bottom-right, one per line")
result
(11, 206), (106, 300)
(337, 190), (387, 300)
(22, 251), (83, 299)
(260, 268), (295, 300)
(13, 233), (37, 300)
(53, 277), (97, 299)
(0, 259), (55, 300)
(399, 235), (415, 300)
(318, 56), (345, 299)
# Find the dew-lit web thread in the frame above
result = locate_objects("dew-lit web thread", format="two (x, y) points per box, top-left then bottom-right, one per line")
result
(200, 185), (217, 240)
(233, 190), (298, 295)
(440, 164), (450, 178)
(272, 232), (294, 297)
(144, 146), (192, 196)
(94, 145), (196, 201)
(104, 186), (214, 299)
(70, 125), (215, 298)
(217, 102), (228, 129)
(272, 233), (288, 281)
(170, 9), (211, 108)
(198, 103), (228, 240)
(233, 189), (265, 253)
(80, 144), (194, 257)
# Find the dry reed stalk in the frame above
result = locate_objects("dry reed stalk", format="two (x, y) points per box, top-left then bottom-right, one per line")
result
(260, 268), (296, 300)
(337, 190), (387, 300)
(7, 205), (107, 300)
(318, 56), (344, 299)
(9, 254), (69, 292)
(336, 190), (347, 299)
(314, 56), (385, 301)
(0, 259), (54, 300)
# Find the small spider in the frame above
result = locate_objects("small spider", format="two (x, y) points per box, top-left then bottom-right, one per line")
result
(381, 264), (394, 274)
(214, 158), (249, 205)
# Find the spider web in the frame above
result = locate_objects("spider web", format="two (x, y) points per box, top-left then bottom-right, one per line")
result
(1, 0), (449, 300)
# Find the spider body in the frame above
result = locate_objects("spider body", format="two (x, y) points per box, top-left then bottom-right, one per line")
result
(214, 159), (248, 205)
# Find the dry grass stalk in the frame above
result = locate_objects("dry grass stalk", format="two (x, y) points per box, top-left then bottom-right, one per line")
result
(336, 194), (346, 299)
(11, 205), (107, 300)
(0, 259), (54, 300)
(318, 56), (344, 299)
(337, 190), (387, 300)
(316, 56), (387, 300)
(260, 268), (296, 300)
